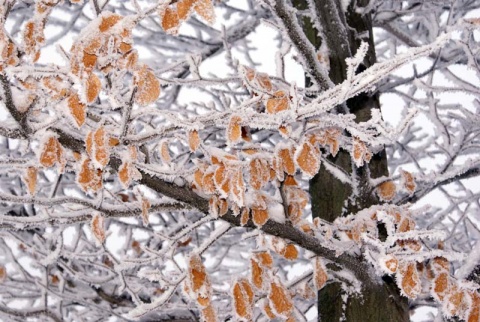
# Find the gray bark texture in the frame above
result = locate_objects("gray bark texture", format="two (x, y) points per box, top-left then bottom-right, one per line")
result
(291, 0), (411, 321)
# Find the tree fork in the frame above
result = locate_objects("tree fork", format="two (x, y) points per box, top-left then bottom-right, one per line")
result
(290, 0), (409, 321)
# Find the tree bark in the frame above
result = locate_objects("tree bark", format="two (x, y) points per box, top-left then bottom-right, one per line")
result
(291, 0), (410, 321)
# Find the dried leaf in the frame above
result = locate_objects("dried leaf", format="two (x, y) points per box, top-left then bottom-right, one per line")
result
(77, 157), (103, 192)
(295, 142), (320, 177)
(194, 0), (215, 24)
(377, 181), (396, 201)
(399, 262), (420, 299)
(67, 92), (86, 127)
(188, 130), (200, 152)
(91, 213), (106, 244)
(201, 304), (217, 322)
(39, 136), (64, 169)
(0, 266), (6, 283)
(269, 279), (293, 317)
(188, 253), (212, 307)
(85, 73), (101, 103)
(266, 90), (289, 114)
(227, 115), (242, 145)
(99, 13), (122, 32)
(277, 146), (296, 177)
(161, 7), (180, 33)
(23, 166), (37, 196)
(141, 198), (150, 226)
(134, 65), (160, 106)
(313, 258), (327, 290)
(252, 208), (269, 227)
(250, 158), (270, 190)
(160, 141), (171, 164)
(400, 170), (416, 195)
(177, 0), (195, 20)
(232, 278), (254, 320)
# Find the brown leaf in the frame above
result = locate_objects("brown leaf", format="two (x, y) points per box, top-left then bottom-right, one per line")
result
(269, 279), (293, 317)
(134, 65), (160, 106)
(400, 170), (416, 195)
(188, 130), (200, 152)
(161, 7), (180, 33)
(295, 142), (320, 177)
(313, 257), (328, 290)
(227, 115), (242, 145)
(23, 166), (38, 196)
(0, 265), (6, 283)
(266, 90), (289, 114)
(91, 213), (106, 244)
(194, 0), (215, 24)
(252, 208), (269, 227)
(141, 198), (150, 226)
(77, 157), (103, 192)
(99, 13), (123, 32)
(67, 92), (86, 127)
(377, 181), (396, 201)
(85, 73), (101, 103)
(399, 262), (420, 299)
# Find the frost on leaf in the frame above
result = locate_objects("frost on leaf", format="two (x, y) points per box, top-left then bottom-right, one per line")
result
(85, 73), (101, 103)
(398, 262), (421, 299)
(23, 166), (38, 196)
(0, 266), (6, 283)
(187, 253), (212, 307)
(242, 66), (272, 92)
(194, 0), (216, 25)
(251, 251), (273, 290)
(188, 130), (200, 152)
(77, 157), (103, 192)
(295, 141), (321, 178)
(23, 20), (44, 62)
(118, 161), (141, 188)
(268, 279), (293, 318)
(141, 198), (151, 226)
(382, 255), (398, 274)
(249, 158), (270, 190)
(271, 237), (297, 261)
(160, 141), (172, 164)
(88, 126), (110, 168)
(400, 170), (416, 195)
(91, 213), (106, 244)
(377, 181), (396, 201)
(275, 145), (296, 179)
(178, 0), (196, 20)
(252, 208), (269, 227)
(313, 257), (328, 290)
(201, 304), (217, 322)
(134, 64), (160, 106)
(39, 136), (65, 171)
(432, 272), (449, 301)
(67, 92), (86, 127)
(161, 7), (180, 34)
(310, 128), (341, 157)
(227, 115), (242, 145)
(232, 278), (254, 320)
(266, 90), (289, 114)
(352, 138), (372, 167)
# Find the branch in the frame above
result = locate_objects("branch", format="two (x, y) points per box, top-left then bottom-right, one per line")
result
(0, 73), (30, 136)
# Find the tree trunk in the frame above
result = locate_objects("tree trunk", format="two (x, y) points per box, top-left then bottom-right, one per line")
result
(292, 0), (410, 321)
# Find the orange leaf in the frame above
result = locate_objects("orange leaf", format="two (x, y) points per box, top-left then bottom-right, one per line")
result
(93, 126), (110, 168)
(188, 130), (200, 152)
(266, 90), (289, 114)
(77, 158), (103, 192)
(91, 213), (105, 244)
(141, 198), (150, 226)
(249, 158), (270, 190)
(432, 272), (449, 301)
(399, 262), (420, 299)
(313, 257), (328, 290)
(39, 136), (64, 169)
(67, 92), (86, 127)
(252, 208), (269, 227)
(232, 278), (254, 320)
(23, 166), (37, 196)
(134, 65), (160, 106)
(227, 115), (242, 145)
(85, 73), (101, 103)
(283, 244), (298, 260)
(295, 142), (320, 177)
(161, 7), (180, 33)
(194, 0), (215, 24)
(0, 265), (6, 283)
(201, 304), (217, 322)
(99, 13), (122, 32)
(277, 146), (295, 177)
(177, 0), (195, 20)
(188, 253), (212, 307)
(269, 279), (293, 317)
(160, 141), (171, 164)
(400, 170), (416, 195)
(240, 208), (250, 226)
(377, 181), (396, 201)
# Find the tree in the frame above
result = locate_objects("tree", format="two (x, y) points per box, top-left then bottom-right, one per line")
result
(0, 0), (479, 321)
